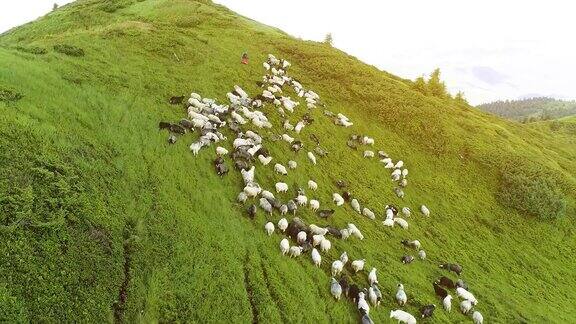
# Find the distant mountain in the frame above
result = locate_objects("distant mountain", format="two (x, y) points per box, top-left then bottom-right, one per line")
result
(477, 97), (576, 122)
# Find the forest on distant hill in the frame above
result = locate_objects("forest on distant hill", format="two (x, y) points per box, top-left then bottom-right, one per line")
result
(477, 97), (576, 122)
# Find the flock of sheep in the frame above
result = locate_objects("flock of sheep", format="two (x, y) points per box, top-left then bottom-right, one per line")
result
(159, 54), (484, 323)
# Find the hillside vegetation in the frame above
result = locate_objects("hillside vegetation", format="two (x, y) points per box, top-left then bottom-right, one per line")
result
(477, 97), (576, 122)
(1, 0), (575, 323)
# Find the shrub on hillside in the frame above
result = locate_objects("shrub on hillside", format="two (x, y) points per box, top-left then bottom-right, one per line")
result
(53, 44), (85, 57)
(497, 164), (566, 220)
(0, 88), (23, 102)
(15, 46), (47, 55)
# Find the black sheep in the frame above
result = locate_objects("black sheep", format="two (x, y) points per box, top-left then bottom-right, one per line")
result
(436, 276), (455, 289)
(401, 255), (414, 264)
(179, 119), (194, 130)
(168, 134), (177, 144)
(169, 96), (185, 105)
(159, 121), (172, 130)
(169, 124), (186, 135)
(215, 163), (228, 177)
(439, 263), (463, 276)
(317, 209), (335, 219)
(247, 205), (256, 219)
(324, 226), (342, 238)
(433, 282), (448, 299)
(420, 304), (436, 318)
(339, 277), (350, 297)
(349, 284), (360, 303)
(342, 191), (352, 202)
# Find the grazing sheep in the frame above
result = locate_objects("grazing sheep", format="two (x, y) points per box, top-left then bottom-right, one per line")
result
(361, 314), (374, 324)
(258, 154), (273, 165)
(331, 278), (342, 300)
(368, 287), (378, 307)
(421, 205), (430, 217)
(340, 228), (350, 239)
(351, 199), (361, 214)
(437, 276), (456, 289)
(348, 223), (364, 240)
(401, 239), (421, 250)
(362, 208), (375, 220)
(402, 207), (411, 217)
(312, 234), (325, 247)
(472, 311), (483, 324)
(394, 187), (405, 198)
(363, 150), (375, 158)
(372, 284), (382, 306)
(358, 292), (370, 315)
(394, 160), (404, 169)
(307, 151), (317, 165)
(260, 198), (273, 215)
(333, 193), (345, 206)
(287, 200), (298, 215)
(297, 231), (307, 244)
(310, 199), (320, 211)
(244, 183), (262, 198)
(391, 169), (402, 181)
(282, 133), (294, 143)
(418, 250), (426, 260)
(317, 209), (334, 218)
(312, 248), (322, 266)
(342, 191), (352, 201)
(332, 260), (344, 276)
(368, 268), (378, 285)
(274, 163), (288, 175)
(339, 276), (349, 297)
(280, 238), (289, 255)
(394, 217), (409, 229)
(288, 160), (297, 169)
(320, 238), (331, 252)
(382, 219), (395, 227)
(247, 204), (257, 219)
(278, 218), (288, 232)
(264, 222), (274, 235)
(390, 310), (416, 324)
(433, 282), (448, 299)
(402, 168), (409, 177)
(456, 279), (469, 290)
(456, 287), (477, 305)
(420, 304), (436, 318)
(400, 179), (408, 187)
(443, 295), (452, 312)
(401, 255), (415, 264)
(289, 246), (303, 257)
(275, 182), (288, 193)
(216, 146), (228, 156)
(261, 190), (275, 201)
(308, 180), (318, 191)
(340, 251), (349, 265)
(237, 192), (248, 203)
(362, 136), (375, 145)
(396, 284), (407, 306)
(440, 263), (463, 276)
(351, 259), (365, 272)
(295, 121), (305, 134)
(349, 284), (360, 303)
(310, 224), (328, 235)
(460, 300), (472, 314)
(280, 204), (288, 215)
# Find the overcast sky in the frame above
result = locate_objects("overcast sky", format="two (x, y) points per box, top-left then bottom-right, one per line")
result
(2, 1), (575, 105)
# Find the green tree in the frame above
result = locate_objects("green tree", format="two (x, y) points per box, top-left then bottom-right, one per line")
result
(454, 91), (468, 105)
(53, 3), (59, 11)
(412, 76), (428, 95)
(427, 68), (448, 98)
(323, 33), (333, 46)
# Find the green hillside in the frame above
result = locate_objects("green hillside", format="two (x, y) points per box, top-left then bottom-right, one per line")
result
(1, 0), (575, 323)
(477, 97), (576, 122)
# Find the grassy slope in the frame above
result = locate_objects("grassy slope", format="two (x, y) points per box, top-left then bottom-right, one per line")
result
(0, 0), (575, 322)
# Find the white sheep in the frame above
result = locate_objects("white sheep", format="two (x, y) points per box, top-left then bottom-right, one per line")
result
(310, 199), (320, 211)
(396, 284), (407, 306)
(296, 194), (308, 206)
(278, 218), (288, 232)
(258, 154), (272, 165)
(190, 92), (202, 100)
(351, 199), (361, 214)
(295, 121), (305, 134)
(394, 160), (404, 169)
(363, 150), (375, 158)
(241, 166), (255, 184)
(368, 286), (378, 307)
(389, 310), (416, 324)
(288, 160), (297, 169)
(418, 250), (427, 260)
(456, 287), (477, 305)
(340, 228), (350, 239)
(320, 238), (331, 252)
(307, 151), (317, 165)
(362, 136), (374, 145)
(189, 142), (202, 155)
(402, 168), (409, 177)
(237, 192), (248, 203)
(216, 146), (228, 155)
(243, 183), (261, 197)
(472, 311), (483, 324)
(297, 231), (307, 244)
(331, 260), (344, 276)
(402, 207), (411, 217)
(247, 144), (262, 156)
(333, 193), (344, 206)
(331, 278), (342, 300)
(340, 251), (349, 265)
(283, 119), (294, 130)
(312, 234), (325, 246)
(280, 238), (289, 255)
(308, 180), (318, 191)
(312, 248), (321, 266)
(382, 219), (395, 227)
(280, 204), (288, 215)
(264, 222), (274, 236)
(351, 259), (365, 272)
(348, 223), (364, 240)
(274, 163), (288, 175)
(275, 182), (288, 193)
(460, 300), (472, 314)
(443, 295), (452, 312)
(358, 292), (370, 315)
(289, 246), (303, 257)
(391, 169), (402, 181)
(233, 137), (253, 148)
(394, 217), (409, 229)
(260, 198), (273, 215)
(421, 205), (430, 217)
(363, 208), (375, 220)
(309, 224), (328, 235)
(368, 268), (378, 285)
(261, 190), (275, 201)
(282, 133), (294, 143)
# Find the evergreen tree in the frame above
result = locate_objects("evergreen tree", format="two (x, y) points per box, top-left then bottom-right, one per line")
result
(427, 68), (447, 98)
(412, 76), (428, 95)
(455, 91), (468, 105)
(323, 33), (333, 46)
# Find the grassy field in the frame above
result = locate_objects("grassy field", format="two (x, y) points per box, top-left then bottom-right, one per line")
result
(0, 0), (575, 322)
